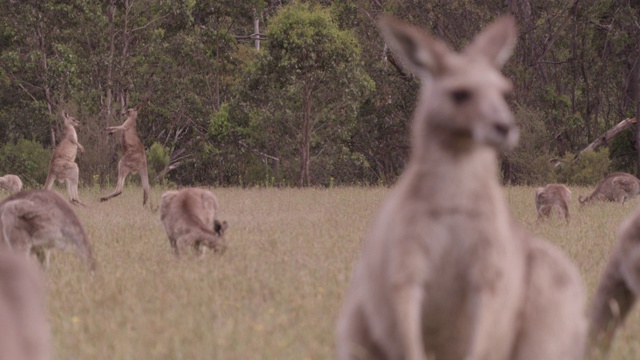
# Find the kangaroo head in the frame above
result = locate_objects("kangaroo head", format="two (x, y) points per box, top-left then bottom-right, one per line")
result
(63, 111), (80, 128)
(121, 107), (138, 119)
(205, 220), (229, 253)
(121, 103), (143, 119)
(214, 220), (228, 237)
(378, 15), (518, 152)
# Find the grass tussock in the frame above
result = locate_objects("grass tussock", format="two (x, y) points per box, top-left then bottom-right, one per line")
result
(12, 185), (640, 359)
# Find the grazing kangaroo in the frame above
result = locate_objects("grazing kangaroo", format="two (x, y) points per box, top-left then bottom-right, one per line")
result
(44, 111), (84, 205)
(0, 175), (22, 193)
(0, 190), (96, 271)
(0, 251), (50, 360)
(100, 104), (150, 206)
(160, 188), (229, 257)
(588, 204), (640, 356)
(535, 183), (571, 223)
(335, 15), (586, 360)
(579, 172), (640, 205)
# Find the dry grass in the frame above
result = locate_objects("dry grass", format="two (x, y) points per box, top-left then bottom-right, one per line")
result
(12, 185), (640, 359)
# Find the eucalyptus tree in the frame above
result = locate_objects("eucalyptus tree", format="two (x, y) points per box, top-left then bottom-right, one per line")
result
(234, 2), (372, 186)
(0, 1), (96, 145)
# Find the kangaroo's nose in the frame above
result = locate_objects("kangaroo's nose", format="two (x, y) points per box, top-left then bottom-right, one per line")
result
(494, 123), (510, 137)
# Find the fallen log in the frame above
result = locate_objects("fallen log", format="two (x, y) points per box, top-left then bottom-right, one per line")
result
(579, 117), (636, 155)
(550, 117), (636, 166)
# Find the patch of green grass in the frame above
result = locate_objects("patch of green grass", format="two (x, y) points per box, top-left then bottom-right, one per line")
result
(25, 185), (640, 359)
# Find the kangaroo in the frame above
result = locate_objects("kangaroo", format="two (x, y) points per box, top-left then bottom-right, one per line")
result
(100, 104), (150, 206)
(159, 188), (229, 256)
(588, 204), (640, 357)
(0, 251), (50, 360)
(44, 111), (84, 205)
(579, 172), (640, 205)
(335, 15), (586, 360)
(0, 190), (96, 271)
(0, 175), (22, 193)
(535, 183), (571, 223)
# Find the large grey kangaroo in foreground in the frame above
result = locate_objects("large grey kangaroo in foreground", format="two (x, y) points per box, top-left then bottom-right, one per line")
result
(0, 251), (50, 360)
(335, 15), (586, 360)
(588, 204), (640, 357)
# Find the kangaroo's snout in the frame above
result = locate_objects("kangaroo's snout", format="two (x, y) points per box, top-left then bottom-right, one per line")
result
(493, 123), (509, 137)
(474, 117), (518, 151)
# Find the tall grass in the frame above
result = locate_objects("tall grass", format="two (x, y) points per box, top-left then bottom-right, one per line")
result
(20, 185), (640, 359)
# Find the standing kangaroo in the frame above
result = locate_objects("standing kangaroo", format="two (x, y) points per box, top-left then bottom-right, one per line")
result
(100, 104), (150, 206)
(335, 15), (586, 360)
(44, 111), (84, 205)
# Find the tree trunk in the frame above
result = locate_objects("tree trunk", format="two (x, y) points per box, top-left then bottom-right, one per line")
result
(299, 85), (312, 187)
(100, 0), (118, 188)
(254, 9), (260, 51)
(35, 21), (57, 147)
(106, 0), (116, 127)
(636, 20), (640, 177)
(637, 83), (640, 177)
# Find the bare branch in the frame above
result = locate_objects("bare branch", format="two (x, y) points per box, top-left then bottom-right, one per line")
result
(232, 34), (268, 40)
(131, 12), (170, 33)
(238, 141), (280, 162)
(15, 82), (39, 102)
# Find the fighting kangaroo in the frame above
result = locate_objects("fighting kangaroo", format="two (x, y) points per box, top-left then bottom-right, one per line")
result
(100, 104), (150, 206)
(335, 15), (586, 360)
(44, 111), (84, 205)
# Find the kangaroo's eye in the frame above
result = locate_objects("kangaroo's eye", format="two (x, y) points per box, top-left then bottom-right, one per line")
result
(451, 89), (471, 104)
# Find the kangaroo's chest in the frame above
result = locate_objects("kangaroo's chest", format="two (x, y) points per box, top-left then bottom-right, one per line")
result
(54, 140), (78, 160)
(122, 132), (143, 153)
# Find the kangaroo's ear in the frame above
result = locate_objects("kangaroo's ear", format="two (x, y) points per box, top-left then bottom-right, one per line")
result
(63, 111), (69, 119)
(134, 103), (142, 112)
(214, 220), (228, 235)
(378, 15), (452, 78)
(463, 15), (517, 69)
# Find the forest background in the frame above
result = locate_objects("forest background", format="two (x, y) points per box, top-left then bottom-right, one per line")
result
(1, 0), (640, 188)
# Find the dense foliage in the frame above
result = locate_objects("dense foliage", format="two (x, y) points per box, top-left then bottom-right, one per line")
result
(1, 0), (639, 187)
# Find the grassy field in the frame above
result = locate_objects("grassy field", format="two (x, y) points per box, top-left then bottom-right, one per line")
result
(16, 185), (640, 359)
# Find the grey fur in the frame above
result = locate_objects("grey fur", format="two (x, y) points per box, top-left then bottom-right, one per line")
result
(160, 188), (228, 256)
(335, 15), (586, 360)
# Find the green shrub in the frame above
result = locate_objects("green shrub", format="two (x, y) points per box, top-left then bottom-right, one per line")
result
(608, 127), (636, 173)
(0, 139), (51, 187)
(502, 106), (556, 185)
(147, 142), (170, 184)
(555, 148), (611, 186)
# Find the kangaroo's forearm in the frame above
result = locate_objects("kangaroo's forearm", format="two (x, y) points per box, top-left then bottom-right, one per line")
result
(106, 125), (126, 133)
